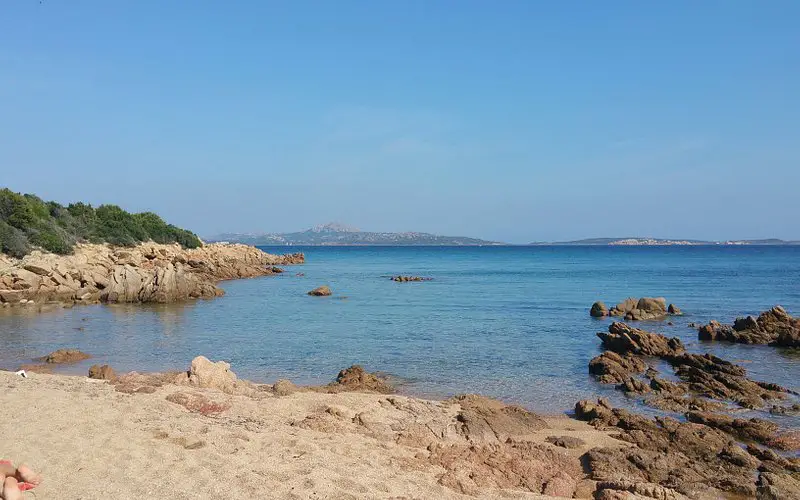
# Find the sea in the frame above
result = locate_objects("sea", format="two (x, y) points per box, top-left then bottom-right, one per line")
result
(2, 245), (799, 420)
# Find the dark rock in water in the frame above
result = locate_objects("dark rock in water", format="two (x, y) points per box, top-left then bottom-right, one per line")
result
(668, 304), (682, 315)
(665, 353), (787, 408)
(606, 297), (680, 321)
(38, 349), (91, 364)
(769, 403), (800, 416)
(307, 285), (332, 296)
(589, 351), (647, 384)
(590, 301), (609, 317)
(609, 298), (638, 317)
(88, 364), (116, 380)
(687, 322), (698, 328)
(698, 306), (800, 347)
(390, 275), (432, 282)
(546, 435), (585, 449)
(325, 365), (392, 393)
(598, 322), (685, 357)
(617, 377), (650, 394)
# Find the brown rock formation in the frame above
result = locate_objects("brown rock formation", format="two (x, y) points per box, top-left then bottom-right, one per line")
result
(589, 351), (648, 384)
(598, 322), (685, 357)
(37, 349), (91, 364)
(0, 242), (303, 308)
(307, 285), (332, 296)
(606, 297), (680, 321)
(322, 365), (393, 394)
(88, 364), (117, 381)
(574, 399), (797, 498)
(698, 306), (800, 347)
(590, 301), (609, 317)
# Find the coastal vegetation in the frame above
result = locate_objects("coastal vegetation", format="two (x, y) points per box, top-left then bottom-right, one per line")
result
(0, 188), (202, 257)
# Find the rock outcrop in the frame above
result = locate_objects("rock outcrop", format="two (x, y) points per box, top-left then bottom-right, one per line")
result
(575, 399), (800, 498)
(37, 349), (92, 364)
(602, 297), (681, 321)
(307, 285), (332, 296)
(0, 242), (303, 308)
(322, 365), (393, 394)
(588, 351), (647, 384)
(699, 306), (800, 347)
(598, 322), (685, 357)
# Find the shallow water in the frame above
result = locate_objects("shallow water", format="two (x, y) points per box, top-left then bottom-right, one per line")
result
(1, 245), (799, 419)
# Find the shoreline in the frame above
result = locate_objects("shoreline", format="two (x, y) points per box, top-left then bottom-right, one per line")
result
(1, 365), (621, 499)
(3, 351), (799, 499)
(0, 242), (304, 310)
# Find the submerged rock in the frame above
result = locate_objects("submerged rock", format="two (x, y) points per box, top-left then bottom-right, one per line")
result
(38, 349), (91, 364)
(307, 285), (332, 296)
(390, 276), (432, 282)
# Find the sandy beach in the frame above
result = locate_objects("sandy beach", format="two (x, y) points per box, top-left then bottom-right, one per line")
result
(0, 368), (623, 499)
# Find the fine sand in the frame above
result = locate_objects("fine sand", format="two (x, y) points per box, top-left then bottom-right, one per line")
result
(0, 370), (625, 499)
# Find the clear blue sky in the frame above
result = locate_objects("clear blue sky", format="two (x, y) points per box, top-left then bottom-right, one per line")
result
(1, 1), (798, 243)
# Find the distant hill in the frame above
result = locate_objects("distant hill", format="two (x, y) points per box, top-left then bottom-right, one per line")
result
(209, 223), (502, 246)
(530, 237), (800, 246)
(0, 188), (202, 257)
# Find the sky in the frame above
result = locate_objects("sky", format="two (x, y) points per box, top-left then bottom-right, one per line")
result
(1, 1), (798, 243)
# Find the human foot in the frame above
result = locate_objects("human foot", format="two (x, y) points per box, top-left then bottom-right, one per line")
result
(3, 476), (23, 500)
(15, 464), (41, 486)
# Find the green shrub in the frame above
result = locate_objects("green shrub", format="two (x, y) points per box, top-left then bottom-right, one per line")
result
(0, 220), (30, 258)
(0, 188), (204, 256)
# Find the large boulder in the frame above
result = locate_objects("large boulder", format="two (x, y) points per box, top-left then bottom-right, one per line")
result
(307, 285), (332, 296)
(187, 356), (238, 394)
(608, 297), (678, 321)
(88, 364), (117, 380)
(590, 301), (609, 317)
(324, 365), (392, 393)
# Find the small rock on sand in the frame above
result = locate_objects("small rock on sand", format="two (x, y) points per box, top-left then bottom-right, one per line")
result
(187, 356), (238, 394)
(272, 379), (297, 396)
(88, 364), (117, 381)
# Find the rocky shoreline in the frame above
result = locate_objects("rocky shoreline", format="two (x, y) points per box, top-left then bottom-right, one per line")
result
(0, 242), (303, 309)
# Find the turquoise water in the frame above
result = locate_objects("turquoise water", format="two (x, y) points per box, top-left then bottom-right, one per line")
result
(1, 246), (799, 416)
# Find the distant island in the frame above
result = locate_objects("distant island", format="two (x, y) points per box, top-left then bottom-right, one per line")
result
(530, 237), (800, 246)
(208, 223), (502, 246)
